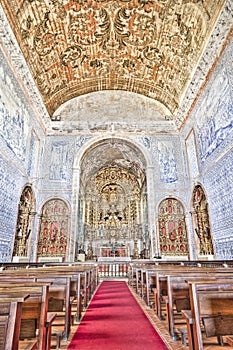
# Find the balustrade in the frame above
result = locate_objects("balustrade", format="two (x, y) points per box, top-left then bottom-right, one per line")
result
(98, 260), (131, 279)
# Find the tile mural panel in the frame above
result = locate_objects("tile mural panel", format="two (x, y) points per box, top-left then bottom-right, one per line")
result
(195, 39), (233, 165)
(139, 136), (151, 150)
(76, 135), (92, 150)
(42, 135), (92, 191)
(49, 142), (69, 181)
(0, 51), (29, 162)
(203, 148), (233, 259)
(27, 131), (39, 177)
(185, 130), (199, 179)
(215, 239), (233, 261)
(158, 140), (178, 183)
(0, 154), (22, 262)
(38, 137), (73, 195)
(197, 68), (233, 162)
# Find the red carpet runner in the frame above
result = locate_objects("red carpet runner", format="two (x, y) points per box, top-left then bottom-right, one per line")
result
(68, 280), (168, 349)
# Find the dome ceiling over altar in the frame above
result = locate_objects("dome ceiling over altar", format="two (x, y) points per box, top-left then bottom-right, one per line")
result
(80, 138), (146, 185)
(0, 0), (227, 132)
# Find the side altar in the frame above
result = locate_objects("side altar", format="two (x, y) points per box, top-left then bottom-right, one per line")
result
(100, 246), (128, 258)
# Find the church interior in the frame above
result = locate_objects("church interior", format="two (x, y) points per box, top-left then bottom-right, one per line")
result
(0, 0), (233, 349)
(0, 0), (232, 264)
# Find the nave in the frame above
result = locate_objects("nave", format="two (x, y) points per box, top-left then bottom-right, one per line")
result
(67, 280), (168, 350)
(0, 260), (232, 350)
(63, 273), (233, 350)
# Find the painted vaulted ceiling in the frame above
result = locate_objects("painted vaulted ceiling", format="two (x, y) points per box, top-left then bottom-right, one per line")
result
(0, 0), (229, 133)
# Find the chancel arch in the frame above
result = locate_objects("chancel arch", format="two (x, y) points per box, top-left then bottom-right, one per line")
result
(12, 185), (35, 260)
(37, 198), (70, 262)
(73, 137), (155, 261)
(158, 198), (189, 258)
(191, 184), (214, 258)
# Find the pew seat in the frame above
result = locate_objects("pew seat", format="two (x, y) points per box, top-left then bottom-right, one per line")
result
(18, 340), (38, 350)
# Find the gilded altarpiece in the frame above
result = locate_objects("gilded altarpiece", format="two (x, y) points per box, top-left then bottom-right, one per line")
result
(83, 166), (146, 258)
(191, 185), (214, 256)
(37, 199), (69, 261)
(158, 198), (189, 256)
(13, 185), (35, 258)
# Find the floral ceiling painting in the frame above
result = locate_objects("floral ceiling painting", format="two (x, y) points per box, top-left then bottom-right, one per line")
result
(1, 0), (225, 120)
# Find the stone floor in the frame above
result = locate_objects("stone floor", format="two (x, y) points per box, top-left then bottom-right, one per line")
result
(50, 282), (233, 349)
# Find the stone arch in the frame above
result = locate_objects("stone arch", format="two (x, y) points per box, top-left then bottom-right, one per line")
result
(191, 184), (214, 257)
(12, 184), (36, 260)
(158, 197), (189, 258)
(37, 198), (70, 262)
(71, 136), (156, 260)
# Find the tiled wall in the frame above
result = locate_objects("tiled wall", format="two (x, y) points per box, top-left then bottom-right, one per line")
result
(0, 47), (44, 261)
(183, 37), (233, 258)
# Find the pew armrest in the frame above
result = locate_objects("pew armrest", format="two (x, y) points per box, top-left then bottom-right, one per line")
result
(181, 310), (193, 324)
(46, 312), (57, 327)
(70, 296), (76, 305)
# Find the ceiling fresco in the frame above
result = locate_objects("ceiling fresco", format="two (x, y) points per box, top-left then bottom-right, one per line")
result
(1, 0), (226, 126)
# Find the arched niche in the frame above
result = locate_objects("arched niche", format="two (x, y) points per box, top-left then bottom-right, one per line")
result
(158, 197), (189, 258)
(191, 184), (214, 257)
(12, 185), (36, 260)
(37, 198), (70, 262)
(74, 137), (153, 260)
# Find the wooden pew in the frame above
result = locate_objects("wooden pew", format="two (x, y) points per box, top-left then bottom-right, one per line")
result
(182, 281), (233, 350)
(128, 261), (233, 346)
(130, 263), (233, 348)
(133, 264), (194, 307)
(0, 295), (34, 350)
(0, 263), (98, 327)
(131, 263), (233, 323)
(164, 275), (233, 340)
(0, 273), (75, 342)
(24, 264), (98, 314)
(131, 262), (189, 296)
(153, 267), (201, 319)
(132, 260), (233, 294)
(0, 282), (56, 350)
(30, 267), (97, 342)
(153, 267), (233, 321)
(34, 267), (96, 335)
(0, 264), (98, 342)
(135, 264), (186, 309)
(39, 265), (99, 315)
(37, 275), (74, 341)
